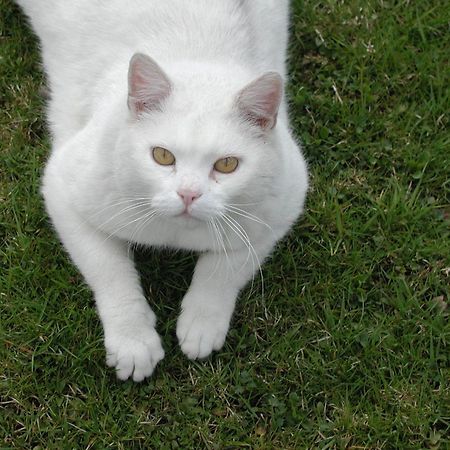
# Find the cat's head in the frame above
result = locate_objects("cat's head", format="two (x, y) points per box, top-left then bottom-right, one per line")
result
(114, 53), (284, 225)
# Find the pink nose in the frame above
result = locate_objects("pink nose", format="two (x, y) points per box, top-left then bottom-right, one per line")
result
(177, 189), (202, 207)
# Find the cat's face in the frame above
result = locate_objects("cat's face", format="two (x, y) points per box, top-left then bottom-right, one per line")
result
(114, 53), (283, 226)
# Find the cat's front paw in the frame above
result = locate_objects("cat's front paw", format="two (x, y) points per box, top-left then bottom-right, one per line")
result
(105, 327), (164, 382)
(176, 308), (230, 360)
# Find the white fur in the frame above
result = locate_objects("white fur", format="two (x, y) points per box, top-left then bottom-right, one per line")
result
(18, 0), (308, 381)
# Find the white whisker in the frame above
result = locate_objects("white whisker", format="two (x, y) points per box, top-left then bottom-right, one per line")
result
(96, 201), (151, 232)
(224, 205), (274, 233)
(219, 214), (256, 293)
(101, 209), (159, 245)
(126, 208), (163, 258)
(221, 213), (264, 298)
(214, 216), (235, 281)
(83, 196), (154, 223)
(205, 219), (222, 282)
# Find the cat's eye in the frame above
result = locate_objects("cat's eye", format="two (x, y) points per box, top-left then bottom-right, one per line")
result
(152, 146), (175, 166)
(214, 157), (239, 174)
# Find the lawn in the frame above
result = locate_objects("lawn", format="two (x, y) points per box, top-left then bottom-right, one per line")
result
(1, 0), (449, 448)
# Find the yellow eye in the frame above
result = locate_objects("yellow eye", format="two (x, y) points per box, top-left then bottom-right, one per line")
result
(152, 146), (175, 166)
(214, 157), (239, 174)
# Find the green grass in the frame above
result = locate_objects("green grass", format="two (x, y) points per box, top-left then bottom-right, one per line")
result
(1, 0), (449, 448)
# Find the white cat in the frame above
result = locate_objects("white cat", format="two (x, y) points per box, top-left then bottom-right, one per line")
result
(17, 0), (308, 381)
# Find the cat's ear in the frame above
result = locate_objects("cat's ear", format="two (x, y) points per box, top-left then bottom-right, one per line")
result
(127, 53), (172, 118)
(236, 72), (283, 131)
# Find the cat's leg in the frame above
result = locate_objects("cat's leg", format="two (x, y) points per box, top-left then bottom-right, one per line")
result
(44, 193), (164, 381)
(176, 240), (274, 360)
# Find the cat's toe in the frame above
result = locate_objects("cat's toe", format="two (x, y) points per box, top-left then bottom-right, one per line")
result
(105, 328), (164, 381)
(176, 311), (229, 360)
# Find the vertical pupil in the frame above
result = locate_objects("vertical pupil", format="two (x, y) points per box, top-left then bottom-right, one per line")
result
(163, 149), (167, 160)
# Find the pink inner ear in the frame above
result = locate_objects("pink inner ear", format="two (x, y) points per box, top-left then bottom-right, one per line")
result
(237, 72), (283, 130)
(128, 53), (172, 117)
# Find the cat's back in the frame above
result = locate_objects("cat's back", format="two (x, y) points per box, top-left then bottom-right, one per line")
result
(18, 1), (240, 54)
(18, 0), (288, 72)
(18, 0), (290, 143)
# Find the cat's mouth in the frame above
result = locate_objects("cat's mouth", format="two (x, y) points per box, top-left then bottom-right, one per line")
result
(177, 210), (192, 218)
(175, 210), (203, 222)
(173, 212), (205, 229)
